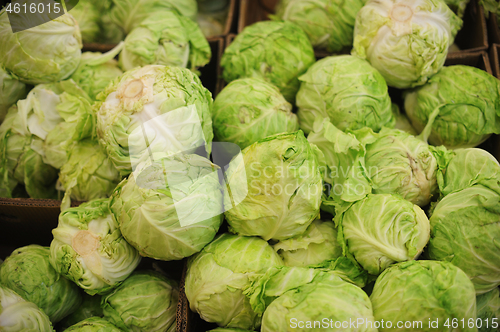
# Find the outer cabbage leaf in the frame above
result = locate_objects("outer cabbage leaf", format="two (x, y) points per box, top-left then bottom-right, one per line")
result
(0, 67), (27, 122)
(221, 21), (315, 103)
(428, 185), (500, 294)
(69, 0), (100, 43)
(0, 245), (82, 323)
(224, 131), (323, 241)
(296, 55), (394, 134)
(0, 285), (54, 332)
(337, 194), (430, 275)
(119, 10), (211, 72)
(58, 294), (104, 330)
(185, 234), (283, 330)
(445, 0), (471, 18)
(476, 288), (500, 332)
(405, 65), (500, 149)
(352, 0), (462, 88)
(102, 271), (178, 332)
(370, 260), (477, 331)
(212, 78), (298, 150)
(0, 2), (82, 84)
(63, 317), (122, 331)
(273, 0), (368, 53)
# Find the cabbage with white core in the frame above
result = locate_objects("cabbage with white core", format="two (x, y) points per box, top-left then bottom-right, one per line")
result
(0, 286), (54, 332)
(95, 65), (214, 176)
(0, 1), (82, 84)
(352, 0), (462, 89)
(428, 185), (500, 294)
(370, 260), (477, 331)
(337, 194), (430, 275)
(185, 233), (283, 330)
(50, 198), (141, 295)
(212, 78), (298, 150)
(119, 10), (211, 72)
(296, 55), (394, 135)
(404, 65), (500, 149)
(0, 245), (82, 323)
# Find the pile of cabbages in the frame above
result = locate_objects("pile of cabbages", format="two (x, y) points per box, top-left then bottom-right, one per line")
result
(1, 0), (500, 331)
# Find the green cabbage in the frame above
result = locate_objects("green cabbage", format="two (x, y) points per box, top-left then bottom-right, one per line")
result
(221, 21), (315, 103)
(476, 288), (500, 332)
(0, 3), (82, 84)
(370, 260), (477, 332)
(0, 285), (54, 332)
(102, 271), (178, 332)
(428, 185), (500, 294)
(337, 194), (430, 275)
(296, 55), (394, 135)
(224, 131), (323, 241)
(352, 0), (462, 88)
(69, 0), (100, 43)
(110, 154), (223, 260)
(0, 67), (27, 122)
(58, 294), (104, 330)
(185, 234), (283, 330)
(110, 0), (197, 34)
(119, 10), (211, 72)
(0, 245), (82, 323)
(405, 65), (500, 149)
(445, 0), (471, 18)
(212, 78), (298, 150)
(95, 65), (214, 176)
(63, 317), (122, 332)
(274, 0), (367, 52)
(50, 199), (141, 295)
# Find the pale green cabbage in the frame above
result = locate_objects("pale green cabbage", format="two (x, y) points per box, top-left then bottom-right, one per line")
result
(63, 317), (122, 332)
(102, 271), (178, 332)
(0, 285), (54, 332)
(69, 0), (100, 43)
(370, 260), (477, 331)
(476, 288), (500, 332)
(119, 10), (211, 72)
(428, 185), (500, 294)
(0, 67), (27, 122)
(405, 65), (500, 149)
(221, 21), (315, 103)
(185, 234), (283, 330)
(296, 55), (394, 135)
(50, 199), (140, 295)
(0, 245), (82, 323)
(212, 78), (298, 150)
(352, 0), (462, 88)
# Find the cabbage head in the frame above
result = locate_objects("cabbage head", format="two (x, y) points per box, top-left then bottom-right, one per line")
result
(0, 245), (82, 323)
(0, 2), (82, 84)
(212, 78), (298, 150)
(435, 148), (500, 197)
(0, 67), (27, 122)
(428, 185), (500, 294)
(102, 271), (178, 332)
(0, 285), (54, 332)
(63, 317), (122, 332)
(273, 220), (341, 267)
(245, 267), (376, 332)
(405, 65), (500, 149)
(50, 199), (141, 295)
(110, 0), (197, 34)
(224, 131), (323, 241)
(221, 21), (315, 103)
(119, 10), (211, 72)
(58, 294), (103, 330)
(58, 139), (121, 210)
(185, 233), (283, 330)
(362, 128), (439, 206)
(476, 288), (500, 332)
(296, 55), (394, 135)
(69, 0), (100, 43)
(274, 0), (367, 52)
(352, 0), (462, 88)
(71, 44), (124, 101)
(95, 65), (214, 176)
(208, 329), (255, 332)
(0, 80), (93, 198)
(110, 153), (223, 260)
(337, 194), (430, 275)
(370, 260), (477, 331)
